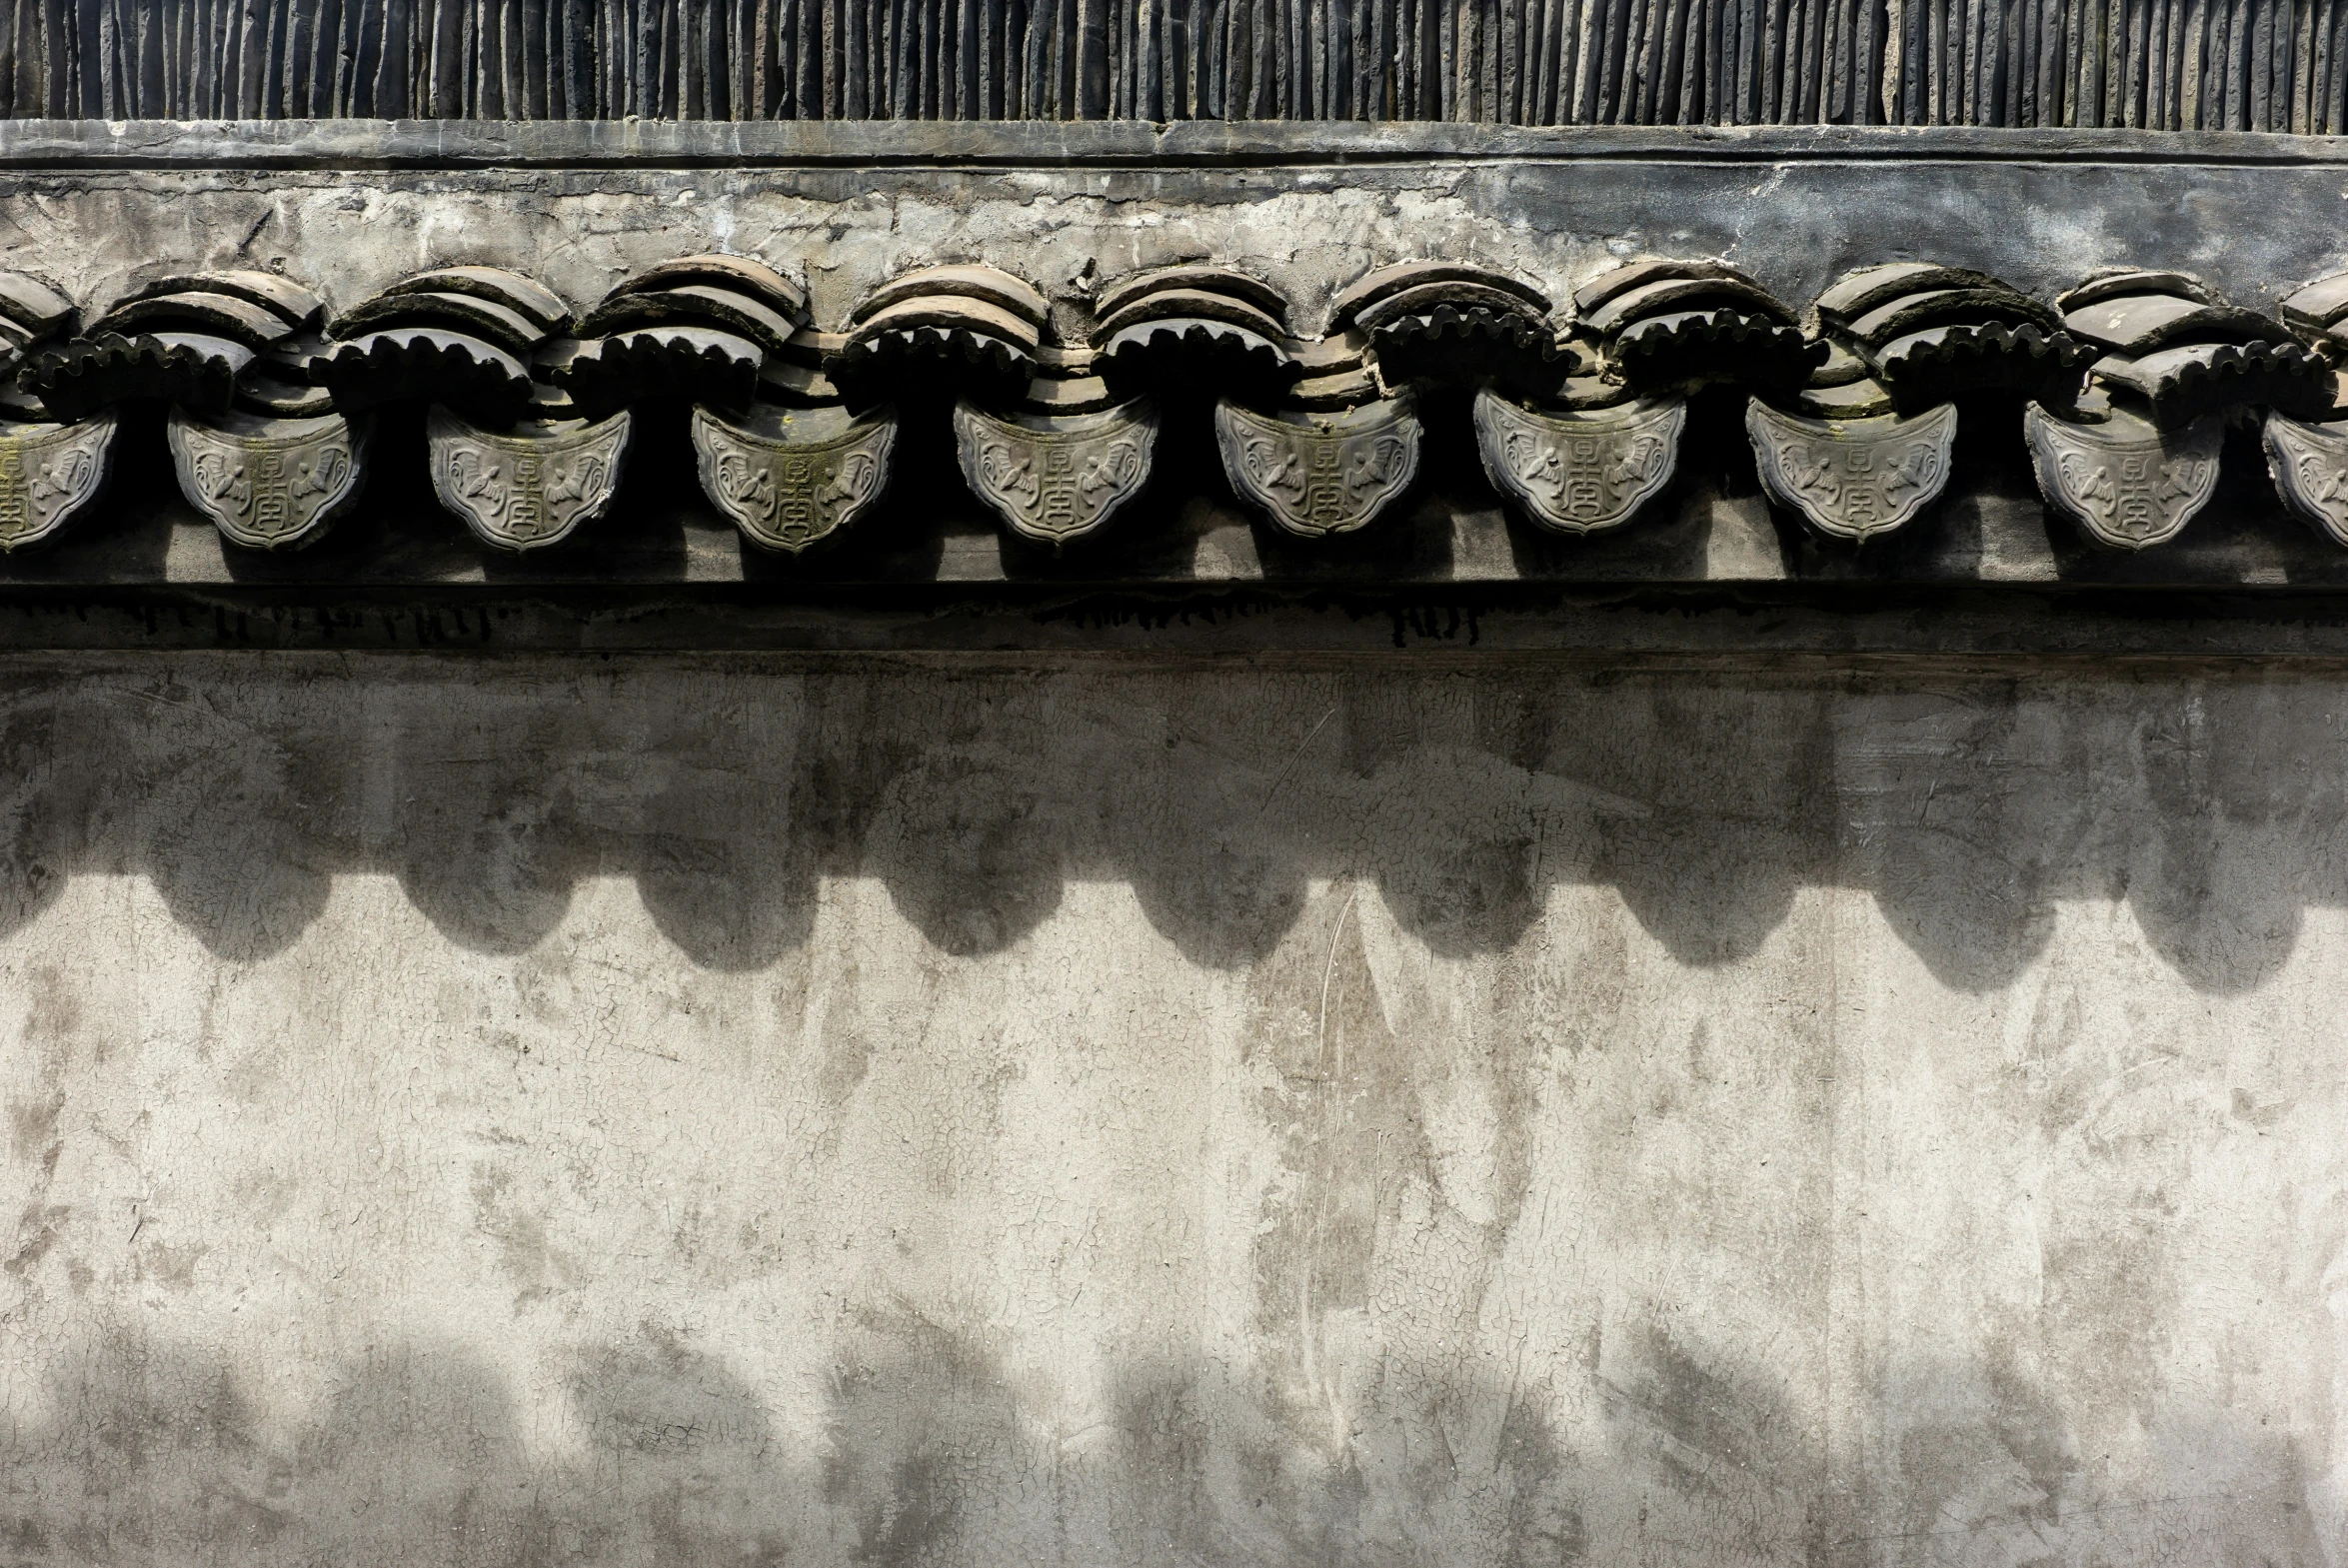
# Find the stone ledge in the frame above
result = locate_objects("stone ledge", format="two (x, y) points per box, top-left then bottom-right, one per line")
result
(0, 119), (2344, 170)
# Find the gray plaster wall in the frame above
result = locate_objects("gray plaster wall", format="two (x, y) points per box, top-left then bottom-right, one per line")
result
(2, 650), (2346, 1565)
(5, 122), (2348, 330)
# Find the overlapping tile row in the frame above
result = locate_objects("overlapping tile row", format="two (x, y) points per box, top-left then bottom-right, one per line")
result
(11, 0), (2343, 133)
(1, 248), (2345, 558)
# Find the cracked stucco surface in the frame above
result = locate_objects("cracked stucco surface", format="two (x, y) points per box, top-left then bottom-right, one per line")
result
(0, 654), (2342, 1565)
(1, 151), (2345, 326)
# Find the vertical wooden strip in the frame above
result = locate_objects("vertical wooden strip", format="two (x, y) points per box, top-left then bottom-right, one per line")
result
(1654, 0), (1676, 120)
(1992, 0), (2012, 119)
(1873, 0), (1894, 121)
(2194, 0), (2215, 127)
(2267, 0), (2284, 128)
(1025, 0), (1049, 112)
(2289, 0), (2309, 129)
(1130, 0), (1147, 115)
(1730, 0), (1754, 119)
(138, 0), (162, 114)
(711, 0), (730, 117)
(428, 0), (460, 108)
(1802, 0), (1826, 116)
(2054, 0), (2078, 119)
(623, 0), (641, 112)
(2225, 0), (2248, 127)
(1000, 0), (1022, 109)
(112, 0), (130, 115)
(1399, 0), (1417, 115)
(2203, 0), (2226, 125)
(1624, 0), (1649, 117)
(1804, 0), (1820, 118)
(1631, 0), (1658, 120)
(152, 0), (169, 113)
(2179, 0), (2202, 128)
(2021, 0), (2040, 121)
(1592, 0), (1623, 116)
(1205, 0), (1221, 118)
(812, 0), (831, 115)
(836, 0), (853, 116)
(2109, 0), (2129, 126)
(226, 0), (254, 112)
(2008, 0), (2026, 123)
(2084, 0), (2103, 123)
(153, 0), (172, 115)
(1493, 0), (1510, 118)
(1823, 0), (1843, 118)
(2177, 0), (2204, 124)
(1298, 0), (1312, 117)
(1521, 0), (1543, 118)
(2309, 0), (2326, 129)
(2043, 0), (2059, 124)
(1084, 0), (1107, 111)
(1677, 0), (1702, 119)
(599, 0), (618, 114)
(521, 0), (548, 110)
(1, 0), (20, 116)
(1796, 0), (1819, 117)
(2165, 0), (2187, 124)
(780, 0), (800, 114)
(1811, 0), (1831, 117)
(545, 0), (564, 115)
(1825, 0), (1849, 119)
(2113, 0), (2133, 124)
(1940, 0), (1957, 123)
(42, 0), (67, 116)
(478, 0), (502, 110)
(1166, 0), (1184, 118)
(2292, 0), (2313, 128)
(2263, 0), (2281, 127)
(1312, 0), (1328, 115)
(1200, 0), (1220, 116)
(929, 0), (945, 116)
(1569, 0), (1597, 116)
(505, 0), (528, 113)
(94, 0), (114, 116)
(1999, 0), (2019, 121)
(2322, 0), (2343, 131)
(264, 0), (292, 115)
(2035, 0), (2055, 124)
(1962, 0), (1980, 121)
(1703, 0), (1724, 121)
(2248, 0), (2269, 125)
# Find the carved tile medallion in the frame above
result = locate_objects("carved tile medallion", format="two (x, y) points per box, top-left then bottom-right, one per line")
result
(1213, 390), (1420, 539)
(2263, 411), (2348, 548)
(1745, 399), (1956, 542)
(0, 412), (117, 550)
(693, 402), (899, 553)
(167, 408), (369, 550)
(1472, 387), (1684, 535)
(427, 406), (632, 553)
(953, 397), (1159, 546)
(2023, 403), (2221, 551)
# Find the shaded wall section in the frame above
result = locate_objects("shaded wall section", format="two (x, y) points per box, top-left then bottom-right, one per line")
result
(0, 653), (2344, 1565)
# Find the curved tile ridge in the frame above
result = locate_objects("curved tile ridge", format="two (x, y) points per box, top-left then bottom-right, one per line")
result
(1, 251), (2345, 565)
